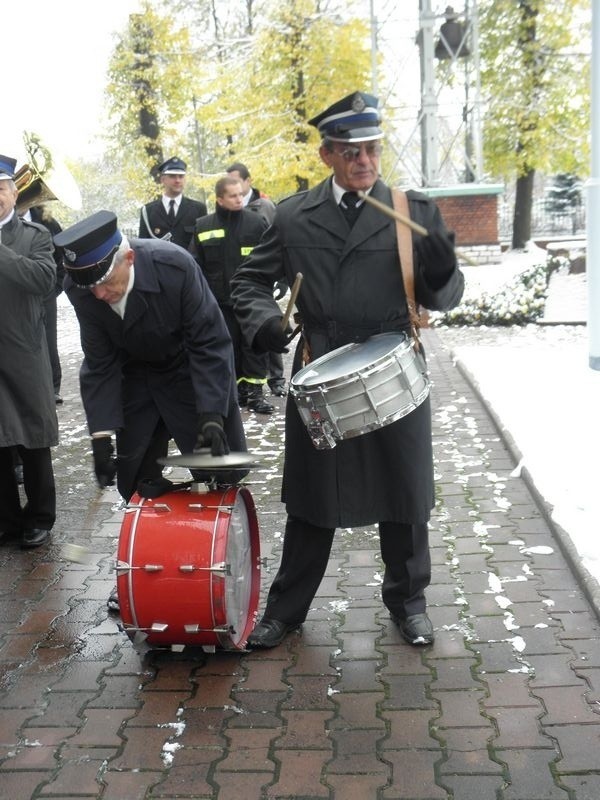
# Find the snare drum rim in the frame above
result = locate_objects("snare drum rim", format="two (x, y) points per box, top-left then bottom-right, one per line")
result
(290, 332), (410, 392)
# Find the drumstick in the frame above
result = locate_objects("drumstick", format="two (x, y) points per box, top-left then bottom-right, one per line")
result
(281, 272), (303, 330)
(358, 191), (428, 236)
(60, 492), (104, 563)
(358, 191), (478, 266)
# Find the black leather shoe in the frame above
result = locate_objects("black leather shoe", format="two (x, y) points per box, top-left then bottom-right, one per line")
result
(392, 612), (434, 645)
(268, 379), (287, 397)
(22, 528), (51, 548)
(107, 587), (120, 615)
(247, 395), (275, 415)
(247, 618), (299, 648)
(55, 394), (64, 405)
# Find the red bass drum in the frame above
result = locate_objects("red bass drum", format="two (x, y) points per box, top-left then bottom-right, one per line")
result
(117, 485), (260, 651)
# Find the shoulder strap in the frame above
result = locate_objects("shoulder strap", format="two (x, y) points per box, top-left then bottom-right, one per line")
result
(392, 189), (421, 350)
(140, 204), (158, 239)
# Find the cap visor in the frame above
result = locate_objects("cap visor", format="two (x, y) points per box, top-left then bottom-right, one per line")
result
(325, 127), (384, 143)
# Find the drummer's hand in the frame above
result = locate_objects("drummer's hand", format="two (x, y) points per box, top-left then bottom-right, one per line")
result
(195, 413), (229, 457)
(416, 230), (457, 288)
(91, 436), (117, 488)
(254, 316), (292, 354)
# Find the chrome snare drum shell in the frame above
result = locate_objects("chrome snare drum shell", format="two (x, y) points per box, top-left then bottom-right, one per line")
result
(290, 332), (430, 449)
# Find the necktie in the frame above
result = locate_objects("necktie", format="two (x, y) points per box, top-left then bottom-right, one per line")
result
(168, 199), (176, 222)
(340, 192), (361, 227)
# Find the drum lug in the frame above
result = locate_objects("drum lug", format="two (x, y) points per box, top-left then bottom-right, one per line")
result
(124, 622), (169, 633)
(188, 503), (234, 512)
(114, 560), (164, 573)
(184, 624), (231, 634)
(308, 418), (337, 450)
(178, 562), (231, 575)
(150, 503), (171, 513)
(123, 501), (171, 512)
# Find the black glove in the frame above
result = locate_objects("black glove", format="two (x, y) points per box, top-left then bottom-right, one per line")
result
(194, 413), (229, 457)
(416, 230), (457, 288)
(254, 317), (291, 354)
(91, 437), (117, 488)
(273, 280), (288, 301)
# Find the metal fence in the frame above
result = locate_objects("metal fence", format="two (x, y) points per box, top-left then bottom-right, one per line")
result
(497, 200), (586, 242)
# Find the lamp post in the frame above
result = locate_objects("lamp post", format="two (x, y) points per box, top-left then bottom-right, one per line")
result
(418, 1), (482, 186)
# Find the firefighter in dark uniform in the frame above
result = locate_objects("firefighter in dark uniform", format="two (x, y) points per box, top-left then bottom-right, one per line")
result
(231, 92), (464, 649)
(190, 175), (274, 415)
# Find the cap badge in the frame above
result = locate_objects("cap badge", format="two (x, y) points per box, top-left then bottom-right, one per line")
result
(64, 248), (77, 263)
(352, 94), (366, 112)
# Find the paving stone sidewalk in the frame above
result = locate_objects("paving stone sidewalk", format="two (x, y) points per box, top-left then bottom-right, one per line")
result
(1, 306), (599, 800)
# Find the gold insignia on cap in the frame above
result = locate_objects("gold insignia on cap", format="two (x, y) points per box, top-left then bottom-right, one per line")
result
(352, 93), (366, 112)
(64, 248), (76, 263)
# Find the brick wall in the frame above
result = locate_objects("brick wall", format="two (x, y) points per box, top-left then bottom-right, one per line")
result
(435, 193), (499, 246)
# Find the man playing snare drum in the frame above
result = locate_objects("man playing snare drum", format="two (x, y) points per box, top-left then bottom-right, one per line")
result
(231, 91), (464, 648)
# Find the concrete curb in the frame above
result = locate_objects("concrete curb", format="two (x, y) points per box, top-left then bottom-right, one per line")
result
(451, 349), (600, 622)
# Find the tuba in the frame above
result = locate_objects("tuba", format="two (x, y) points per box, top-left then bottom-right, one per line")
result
(15, 132), (82, 213)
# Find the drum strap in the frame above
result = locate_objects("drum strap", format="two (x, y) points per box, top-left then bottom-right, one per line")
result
(392, 189), (422, 352)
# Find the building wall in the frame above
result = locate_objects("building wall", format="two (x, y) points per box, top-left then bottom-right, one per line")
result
(435, 193), (499, 246)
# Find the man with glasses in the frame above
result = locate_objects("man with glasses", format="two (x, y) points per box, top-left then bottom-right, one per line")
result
(231, 91), (464, 649)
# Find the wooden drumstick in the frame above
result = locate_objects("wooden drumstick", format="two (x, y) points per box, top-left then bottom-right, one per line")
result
(281, 272), (303, 330)
(358, 191), (428, 236)
(358, 191), (477, 266)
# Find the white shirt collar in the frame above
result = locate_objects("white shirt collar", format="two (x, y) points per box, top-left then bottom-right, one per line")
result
(109, 264), (135, 319)
(162, 194), (182, 213)
(332, 179), (372, 206)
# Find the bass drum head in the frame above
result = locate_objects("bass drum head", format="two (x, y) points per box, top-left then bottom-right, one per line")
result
(217, 487), (260, 649)
(292, 332), (409, 387)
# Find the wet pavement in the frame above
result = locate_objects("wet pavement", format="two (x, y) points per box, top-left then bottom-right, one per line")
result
(1, 301), (600, 800)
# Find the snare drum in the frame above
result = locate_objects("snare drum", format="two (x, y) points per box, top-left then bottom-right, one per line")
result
(290, 332), (430, 449)
(117, 485), (260, 651)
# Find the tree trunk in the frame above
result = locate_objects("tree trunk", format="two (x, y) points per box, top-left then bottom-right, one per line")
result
(131, 15), (163, 181)
(511, 2), (539, 250)
(512, 167), (535, 249)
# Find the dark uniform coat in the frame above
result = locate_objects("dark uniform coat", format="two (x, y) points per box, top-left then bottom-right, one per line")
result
(189, 207), (269, 381)
(0, 214), (58, 449)
(139, 196), (207, 250)
(65, 239), (246, 498)
(189, 207), (268, 307)
(231, 177), (464, 528)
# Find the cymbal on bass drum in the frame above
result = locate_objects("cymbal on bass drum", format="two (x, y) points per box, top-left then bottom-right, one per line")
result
(157, 450), (260, 470)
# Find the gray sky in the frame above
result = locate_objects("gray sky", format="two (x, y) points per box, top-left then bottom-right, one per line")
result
(5, 0), (140, 163)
